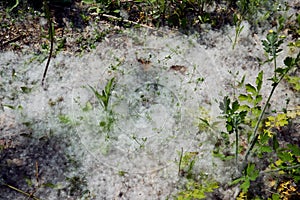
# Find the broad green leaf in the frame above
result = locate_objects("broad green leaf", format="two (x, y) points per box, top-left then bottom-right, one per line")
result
(284, 57), (294, 67)
(260, 131), (271, 143)
(254, 94), (263, 104)
(232, 100), (240, 112)
(287, 144), (300, 156)
(240, 179), (250, 192)
(230, 177), (244, 185)
(278, 151), (293, 162)
(246, 163), (259, 180)
(252, 107), (262, 117)
(246, 163), (255, 175)
(219, 96), (230, 114)
(20, 86), (32, 94)
(275, 67), (288, 75)
(260, 145), (273, 153)
(238, 94), (251, 102)
(239, 104), (250, 111)
(271, 193), (281, 200)
(245, 83), (257, 95)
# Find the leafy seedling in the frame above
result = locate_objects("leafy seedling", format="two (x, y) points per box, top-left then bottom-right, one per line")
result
(89, 77), (116, 111)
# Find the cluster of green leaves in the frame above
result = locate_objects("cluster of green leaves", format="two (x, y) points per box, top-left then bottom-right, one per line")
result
(88, 77), (116, 138)
(216, 30), (300, 197)
(176, 179), (219, 200)
(263, 109), (300, 180)
(89, 77), (115, 112)
(231, 163), (259, 193)
(176, 150), (219, 199)
(238, 71), (263, 129)
(219, 96), (247, 163)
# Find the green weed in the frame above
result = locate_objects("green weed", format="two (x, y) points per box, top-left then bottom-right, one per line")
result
(177, 149), (219, 199)
(88, 77), (116, 138)
(89, 77), (115, 112)
(219, 96), (247, 163)
(217, 30), (300, 197)
(230, 163), (259, 193)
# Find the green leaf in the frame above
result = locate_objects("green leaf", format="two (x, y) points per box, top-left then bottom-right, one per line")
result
(278, 151), (293, 162)
(245, 83), (257, 95)
(238, 75), (246, 87)
(82, 101), (92, 112)
(230, 177), (244, 185)
(260, 132), (271, 144)
(58, 115), (71, 124)
(105, 77), (115, 96)
(275, 67), (288, 75)
(99, 121), (106, 127)
(254, 94), (263, 104)
(284, 57), (294, 67)
(247, 164), (259, 181)
(219, 96), (230, 114)
(239, 104), (250, 111)
(20, 86), (32, 94)
(271, 193), (281, 200)
(238, 94), (251, 102)
(232, 100), (240, 112)
(273, 136), (279, 151)
(240, 179), (250, 192)
(256, 71), (263, 92)
(260, 145), (273, 153)
(287, 144), (300, 156)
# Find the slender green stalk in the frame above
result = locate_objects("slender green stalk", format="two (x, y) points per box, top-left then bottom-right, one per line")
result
(243, 83), (277, 164)
(178, 147), (184, 176)
(235, 129), (239, 164)
(243, 65), (293, 167)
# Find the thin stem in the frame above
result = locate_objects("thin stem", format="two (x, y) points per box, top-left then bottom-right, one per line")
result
(178, 147), (183, 176)
(272, 46), (277, 79)
(243, 68), (291, 168)
(243, 83), (277, 164)
(235, 129), (239, 164)
(260, 164), (300, 175)
(4, 183), (40, 200)
(41, 0), (54, 87)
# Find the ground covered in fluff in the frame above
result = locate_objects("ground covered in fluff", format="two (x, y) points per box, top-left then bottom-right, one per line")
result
(0, 1), (300, 199)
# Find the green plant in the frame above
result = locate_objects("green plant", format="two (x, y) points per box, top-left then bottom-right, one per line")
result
(176, 149), (219, 199)
(231, 163), (259, 193)
(284, 75), (300, 91)
(243, 31), (299, 165)
(178, 149), (198, 178)
(231, 13), (244, 49)
(176, 179), (219, 200)
(216, 30), (300, 197)
(219, 96), (247, 163)
(89, 77), (115, 112)
(88, 77), (116, 138)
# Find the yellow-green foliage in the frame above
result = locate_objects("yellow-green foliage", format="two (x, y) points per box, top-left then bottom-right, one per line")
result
(285, 75), (300, 91)
(176, 179), (219, 200)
